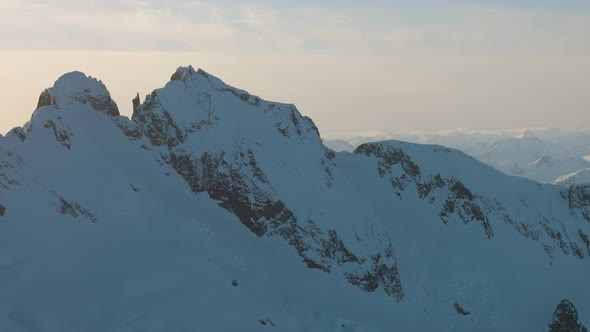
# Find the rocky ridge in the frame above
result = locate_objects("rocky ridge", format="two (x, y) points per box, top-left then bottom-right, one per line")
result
(0, 66), (589, 331)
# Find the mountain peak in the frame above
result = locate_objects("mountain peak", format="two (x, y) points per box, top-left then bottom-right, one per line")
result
(170, 65), (198, 82)
(133, 65), (321, 148)
(36, 71), (119, 116)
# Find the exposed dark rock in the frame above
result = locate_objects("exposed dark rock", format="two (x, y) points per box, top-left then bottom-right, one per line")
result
(437, 179), (488, 231)
(130, 69), (404, 300)
(548, 299), (588, 332)
(359, 143), (590, 251)
(481, 218), (495, 239)
(0, 203), (5, 216)
(568, 185), (590, 222)
(231, 280), (238, 287)
(43, 120), (72, 150)
(132, 91), (184, 148)
(289, 110), (302, 137)
(273, 107), (319, 141)
(170, 65), (197, 81)
(454, 302), (471, 316)
(130, 184), (142, 194)
(258, 318), (274, 326)
(358, 145), (483, 220)
(0, 148), (24, 190)
(354, 143), (421, 178)
(541, 219), (576, 257)
(8, 128), (26, 142)
(132, 93), (141, 110)
(303, 258), (325, 270)
(450, 181), (474, 201)
(85, 93), (120, 117)
(345, 251), (404, 301)
(417, 174), (445, 199)
(357, 144), (586, 243)
(36, 89), (56, 109)
(322, 147), (336, 188)
(579, 229), (590, 256)
(114, 118), (143, 140)
(165, 147), (404, 300)
(53, 193), (97, 223)
(322, 229), (360, 265)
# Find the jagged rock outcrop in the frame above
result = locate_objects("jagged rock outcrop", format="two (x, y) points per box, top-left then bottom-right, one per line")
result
(170, 65), (197, 81)
(7, 127), (26, 142)
(548, 299), (588, 332)
(355, 141), (588, 258)
(36, 89), (56, 109)
(355, 143), (494, 238)
(569, 185), (590, 222)
(0, 144), (25, 190)
(43, 119), (73, 150)
(454, 303), (471, 316)
(52, 192), (97, 223)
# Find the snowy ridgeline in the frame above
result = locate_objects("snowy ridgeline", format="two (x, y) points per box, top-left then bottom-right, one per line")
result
(324, 128), (590, 186)
(1, 66), (589, 332)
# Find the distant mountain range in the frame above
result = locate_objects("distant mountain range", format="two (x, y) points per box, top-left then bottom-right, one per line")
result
(1, 67), (588, 331)
(324, 128), (590, 185)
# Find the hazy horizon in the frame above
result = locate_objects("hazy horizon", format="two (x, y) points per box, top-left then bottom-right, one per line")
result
(1, 0), (589, 135)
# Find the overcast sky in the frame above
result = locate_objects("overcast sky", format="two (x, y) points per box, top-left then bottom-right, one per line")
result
(1, 0), (589, 135)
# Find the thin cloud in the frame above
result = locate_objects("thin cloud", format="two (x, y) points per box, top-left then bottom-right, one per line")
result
(2, 1), (590, 55)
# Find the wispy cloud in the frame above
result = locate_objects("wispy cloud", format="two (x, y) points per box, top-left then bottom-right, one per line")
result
(2, 1), (590, 55)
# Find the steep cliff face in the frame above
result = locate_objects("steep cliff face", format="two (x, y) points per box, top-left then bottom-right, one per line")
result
(0, 66), (589, 331)
(354, 141), (590, 259)
(130, 66), (402, 301)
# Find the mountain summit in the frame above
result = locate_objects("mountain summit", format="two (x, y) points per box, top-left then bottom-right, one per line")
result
(36, 71), (119, 116)
(0, 66), (589, 331)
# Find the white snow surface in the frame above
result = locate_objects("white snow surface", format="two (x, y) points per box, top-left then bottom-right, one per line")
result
(0, 66), (589, 331)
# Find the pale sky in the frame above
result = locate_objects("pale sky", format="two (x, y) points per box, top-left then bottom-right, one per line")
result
(1, 0), (590, 135)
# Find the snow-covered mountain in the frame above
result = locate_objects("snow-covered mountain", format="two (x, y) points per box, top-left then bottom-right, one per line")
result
(322, 129), (519, 153)
(1, 66), (589, 331)
(326, 129), (590, 184)
(469, 131), (590, 183)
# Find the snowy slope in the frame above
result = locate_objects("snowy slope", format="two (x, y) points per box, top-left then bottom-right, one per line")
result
(0, 67), (589, 331)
